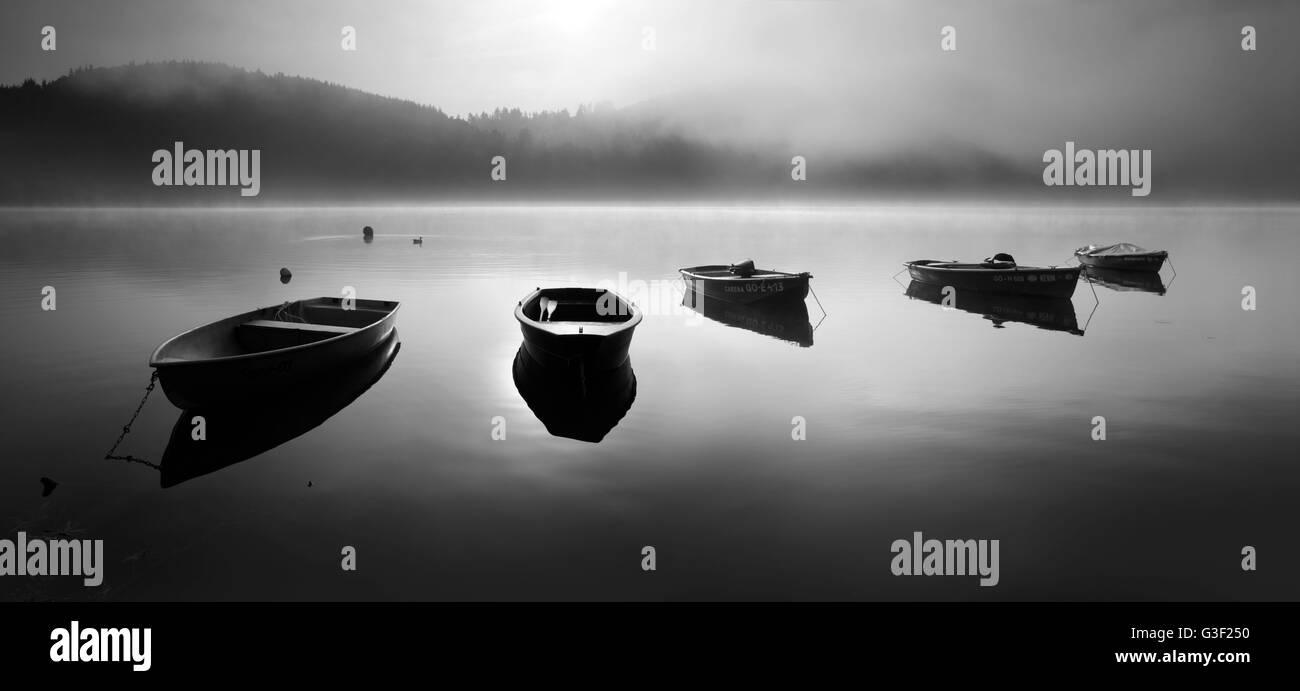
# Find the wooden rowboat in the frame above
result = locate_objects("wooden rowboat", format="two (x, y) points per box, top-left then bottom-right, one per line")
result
(679, 262), (811, 305)
(149, 297), (400, 409)
(515, 287), (641, 372)
(904, 254), (1080, 299)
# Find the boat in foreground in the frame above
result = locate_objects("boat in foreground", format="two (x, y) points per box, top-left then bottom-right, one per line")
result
(1074, 243), (1168, 271)
(150, 297), (400, 409)
(679, 260), (811, 304)
(515, 287), (641, 371)
(904, 254), (1080, 299)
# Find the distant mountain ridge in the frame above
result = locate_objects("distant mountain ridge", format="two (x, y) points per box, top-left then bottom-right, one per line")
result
(0, 61), (1045, 204)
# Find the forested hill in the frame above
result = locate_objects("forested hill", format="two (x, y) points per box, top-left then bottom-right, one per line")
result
(0, 62), (1030, 204)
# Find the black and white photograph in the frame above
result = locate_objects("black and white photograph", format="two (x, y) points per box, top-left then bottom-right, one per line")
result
(0, 0), (1295, 676)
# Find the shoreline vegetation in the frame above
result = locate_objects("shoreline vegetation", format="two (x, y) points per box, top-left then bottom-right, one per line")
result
(0, 61), (1291, 204)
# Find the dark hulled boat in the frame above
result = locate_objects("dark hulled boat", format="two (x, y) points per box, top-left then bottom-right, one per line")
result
(679, 260), (811, 305)
(149, 297), (400, 409)
(904, 254), (1080, 299)
(514, 287), (641, 372)
(1074, 243), (1168, 271)
(905, 281), (1083, 336)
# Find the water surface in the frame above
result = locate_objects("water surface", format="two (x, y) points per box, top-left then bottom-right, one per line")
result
(1, 205), (1296, 600)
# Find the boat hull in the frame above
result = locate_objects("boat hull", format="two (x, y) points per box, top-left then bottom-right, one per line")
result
(151, 298), (399, 409)
(905, 261), (1080, 299)
(518, 322), (636, 372)
(1076, 252), (1166, 272)
(679, 266), (810, 305)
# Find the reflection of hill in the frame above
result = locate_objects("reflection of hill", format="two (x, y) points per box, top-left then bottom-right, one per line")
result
(0, 61), (1029, 203)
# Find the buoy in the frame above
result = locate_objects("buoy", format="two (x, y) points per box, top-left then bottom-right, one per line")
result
(362, 225), (374, 237)
(40, 477), (58, 498)
(279, 267), (292, 284)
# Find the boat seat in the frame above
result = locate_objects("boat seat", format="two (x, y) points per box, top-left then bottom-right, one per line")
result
(242, 319), (359, 335)
(235, 319), (359, 352)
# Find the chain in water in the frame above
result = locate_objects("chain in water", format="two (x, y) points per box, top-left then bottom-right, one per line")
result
(104, 370), (160, 465)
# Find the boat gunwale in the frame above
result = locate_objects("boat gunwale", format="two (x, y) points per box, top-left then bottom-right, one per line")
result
(149, 298), (401, 368)
(904, 260), (1079, 274)
(678, 265), (809, 281)
(513, 287), (644, 335)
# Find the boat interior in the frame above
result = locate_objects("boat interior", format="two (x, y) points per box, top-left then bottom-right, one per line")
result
(522, 288), (635, 324)
(153, 298), (397, 362)
(684, 265), (794, 279)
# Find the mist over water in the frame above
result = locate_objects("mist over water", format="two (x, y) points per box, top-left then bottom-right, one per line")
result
(1, 205), (1295, 600)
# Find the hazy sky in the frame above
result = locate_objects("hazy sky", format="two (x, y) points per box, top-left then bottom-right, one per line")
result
(3, 0), (1298, 176)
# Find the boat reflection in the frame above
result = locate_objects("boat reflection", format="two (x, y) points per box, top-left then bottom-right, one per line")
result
(512, 345), (636, 443)
(157, 330), (401, 487)
(905, 281), (1084, 336)
(681, 288), (814, 347)
(1082, 266), (1168, 295)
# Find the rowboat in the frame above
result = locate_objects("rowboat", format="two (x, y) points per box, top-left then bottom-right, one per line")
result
(149, 297), (400, 409)
(681, 287), (814, 347)
(1082, 265), (1167, 295)
(514, 287), (641, 372)
(158, 329), (400, 487)
(904, 254), (1080, 299)
(679, 261), (811, 305)
(905, 281), (1083, 336)
(512, 345), (636, 443)
(1074, 243), (1167, 271)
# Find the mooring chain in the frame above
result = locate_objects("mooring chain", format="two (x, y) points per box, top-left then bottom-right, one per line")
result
(104, 370), (160, 465)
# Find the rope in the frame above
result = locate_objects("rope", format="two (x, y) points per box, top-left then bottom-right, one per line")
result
(1080, 270), (1101, 334)
(809, 285), (828, 332)
(104, 370), (160, 465)
(273, 300), (306, 323)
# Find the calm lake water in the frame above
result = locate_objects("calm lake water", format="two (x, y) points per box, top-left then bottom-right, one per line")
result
(1, 205), (1297, 601)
